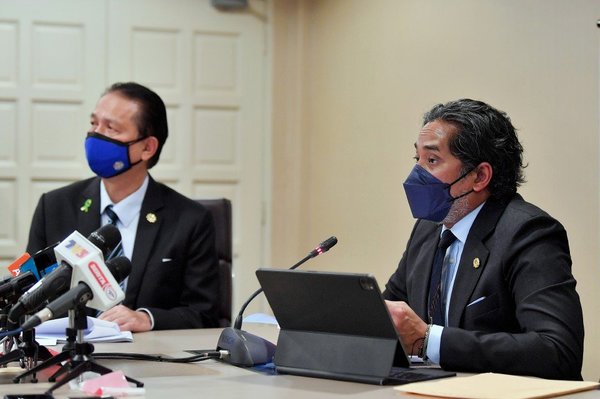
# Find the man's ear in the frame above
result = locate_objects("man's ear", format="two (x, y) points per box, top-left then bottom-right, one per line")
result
(473, 162), (493, 192)
(140, 136), (159, 161)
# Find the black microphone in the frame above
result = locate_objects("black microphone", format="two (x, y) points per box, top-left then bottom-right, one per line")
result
(0, 272), (36, 331)
(307, 236), (338, 259)
(21, 256), (131, 331)
(87, 224), (122, 258)
(6, 262), (73, 330)
(217, 236), (337, 367)
(0, 272), (37, 304)
(6, 225), (121, 328)
(29, 242), (60, 278)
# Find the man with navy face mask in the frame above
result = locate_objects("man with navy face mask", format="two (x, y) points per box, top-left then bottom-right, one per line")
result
(27, 82), (219, 332)
(383, 99), (584, 380)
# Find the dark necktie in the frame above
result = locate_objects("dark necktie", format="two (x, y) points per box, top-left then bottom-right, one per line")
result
(103, 205), (127, 293)
(105, 204), (119, 226)
(428, 229), (457, 326)
(104, 205), (124, 259)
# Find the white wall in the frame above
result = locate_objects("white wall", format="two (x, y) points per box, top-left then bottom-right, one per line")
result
(272, 0), (600, 380)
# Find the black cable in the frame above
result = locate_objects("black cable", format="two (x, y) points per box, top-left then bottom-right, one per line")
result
(93, 350), (226, 363)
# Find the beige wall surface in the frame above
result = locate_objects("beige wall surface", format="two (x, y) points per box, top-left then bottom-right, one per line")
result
(272, 0), (600, 380)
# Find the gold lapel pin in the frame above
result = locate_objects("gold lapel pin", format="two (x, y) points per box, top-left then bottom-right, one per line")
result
(146, 213), (157, 223)
(473, 258), (480, 269)
(80, 199), (92, 213)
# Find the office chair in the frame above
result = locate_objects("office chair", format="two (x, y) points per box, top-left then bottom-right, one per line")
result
(196, 198), (233, 327)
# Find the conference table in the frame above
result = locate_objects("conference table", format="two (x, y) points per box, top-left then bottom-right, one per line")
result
(1, 324), (598, 398)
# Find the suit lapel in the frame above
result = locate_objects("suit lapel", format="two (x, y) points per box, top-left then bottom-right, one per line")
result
(77, 177), (102, 236)
(447, 196), (511, 327)
(126, 176), (164, 306)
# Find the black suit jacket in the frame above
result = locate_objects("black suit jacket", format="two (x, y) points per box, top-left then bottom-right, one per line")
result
(384, 194), (584, 380)
(27, 176), (219, 330)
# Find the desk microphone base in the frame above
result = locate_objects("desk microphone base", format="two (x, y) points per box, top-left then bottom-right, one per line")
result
(216, 327), (276, 367)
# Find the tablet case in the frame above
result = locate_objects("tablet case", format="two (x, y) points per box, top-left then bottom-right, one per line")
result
(256, 269), (411, 384)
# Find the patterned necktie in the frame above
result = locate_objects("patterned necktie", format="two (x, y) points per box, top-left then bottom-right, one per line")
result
(105, 204), (119, 226)
(102, 204), (127, 297)
(428, 229), (457, 326)
(104, 205), (124, 263)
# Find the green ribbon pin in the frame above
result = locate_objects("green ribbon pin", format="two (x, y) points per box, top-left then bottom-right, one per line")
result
(80, 199), (92, 213)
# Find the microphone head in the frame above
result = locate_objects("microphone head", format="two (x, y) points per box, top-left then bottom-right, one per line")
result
(88, 224), (122, 258)
(31, 242), (59, 276)
(0, 271), (37, 302)
(105, 256), (132, 283)
(308, 236), (338, 258)
(319, 236), (338, 252)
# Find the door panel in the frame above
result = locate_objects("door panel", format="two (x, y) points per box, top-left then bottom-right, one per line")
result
(1, 0), (268, 314)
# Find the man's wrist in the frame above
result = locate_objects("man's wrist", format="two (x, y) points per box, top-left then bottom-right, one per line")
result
(417, 324), (432, 359)
(136, 307), (155, 330)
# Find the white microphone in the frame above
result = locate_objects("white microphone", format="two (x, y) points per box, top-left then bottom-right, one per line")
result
(54, 230), (125, 310)
(20, 256), (131, 331)
(7, 225), (121, 329)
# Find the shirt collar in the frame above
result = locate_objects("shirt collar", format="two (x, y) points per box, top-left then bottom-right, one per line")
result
(442, 201), (486, 243)
(100, 175), (149, 228)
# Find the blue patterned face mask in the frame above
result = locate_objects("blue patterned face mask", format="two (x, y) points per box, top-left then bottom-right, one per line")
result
(402, 164), (473, 222)
(85, 132), (145, 178)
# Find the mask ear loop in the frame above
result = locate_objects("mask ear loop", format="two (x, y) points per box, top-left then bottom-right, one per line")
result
(124, 135), (148, 146)
(445, 167), (477, 202)
(125, 135), (150, 168)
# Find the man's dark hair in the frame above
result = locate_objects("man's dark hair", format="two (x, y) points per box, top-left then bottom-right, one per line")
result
(423, 98), (525, 200)
(104, 82), (168, 169)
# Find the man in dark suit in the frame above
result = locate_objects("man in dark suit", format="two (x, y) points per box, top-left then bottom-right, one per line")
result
(28, 82), (219, 332)
(384, 99), (583, 380)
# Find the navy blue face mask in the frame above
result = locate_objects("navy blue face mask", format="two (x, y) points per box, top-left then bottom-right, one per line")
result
(403, 164), (473, 223)
(85, 132), (146, 178)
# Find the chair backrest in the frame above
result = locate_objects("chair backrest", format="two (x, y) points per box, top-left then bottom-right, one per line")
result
(196, 198), (232, 327)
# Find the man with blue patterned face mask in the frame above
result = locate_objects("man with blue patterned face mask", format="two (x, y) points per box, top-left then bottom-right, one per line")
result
(27, 82), (220, 332)
(383, 99), (584, 381)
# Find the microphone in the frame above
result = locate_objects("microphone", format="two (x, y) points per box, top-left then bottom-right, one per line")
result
(87, 225), (123, 258)
(233, 236), (338, 330)
(21, 256), (132, 331)
(7, 263), (73, 328)
(0, 272), (37, 304)
(217, 236), (337, 367)
(307, 236), (338, 259)
(6, 253), (36, 277)
(0, 272), (36, 330)
(6, 225), (121, 328)
(54, 226), (125, 311)
(28, 242), (61, 278)
(1, 254), (37, 329)
(6, 243), (61, 280)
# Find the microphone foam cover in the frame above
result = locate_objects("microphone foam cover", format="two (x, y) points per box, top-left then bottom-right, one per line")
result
(88, 224), (122, 257)
(105, 256), (132, 283)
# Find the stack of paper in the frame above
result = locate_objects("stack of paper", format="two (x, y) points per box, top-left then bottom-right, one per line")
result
(34, 316), (133, 345)
(395, 372), (600, 399)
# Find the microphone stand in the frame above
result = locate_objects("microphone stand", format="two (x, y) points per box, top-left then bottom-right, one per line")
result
(0, 329), (54, 377)
(0, 314), (53, 380)
(232, 251), (313, 331)
(13, 304), (143, 393)
(216, 236), (338, 367)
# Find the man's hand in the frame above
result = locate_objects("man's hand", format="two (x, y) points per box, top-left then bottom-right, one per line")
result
(99, 304), (152, 332)
(385, 300), (428, 355)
